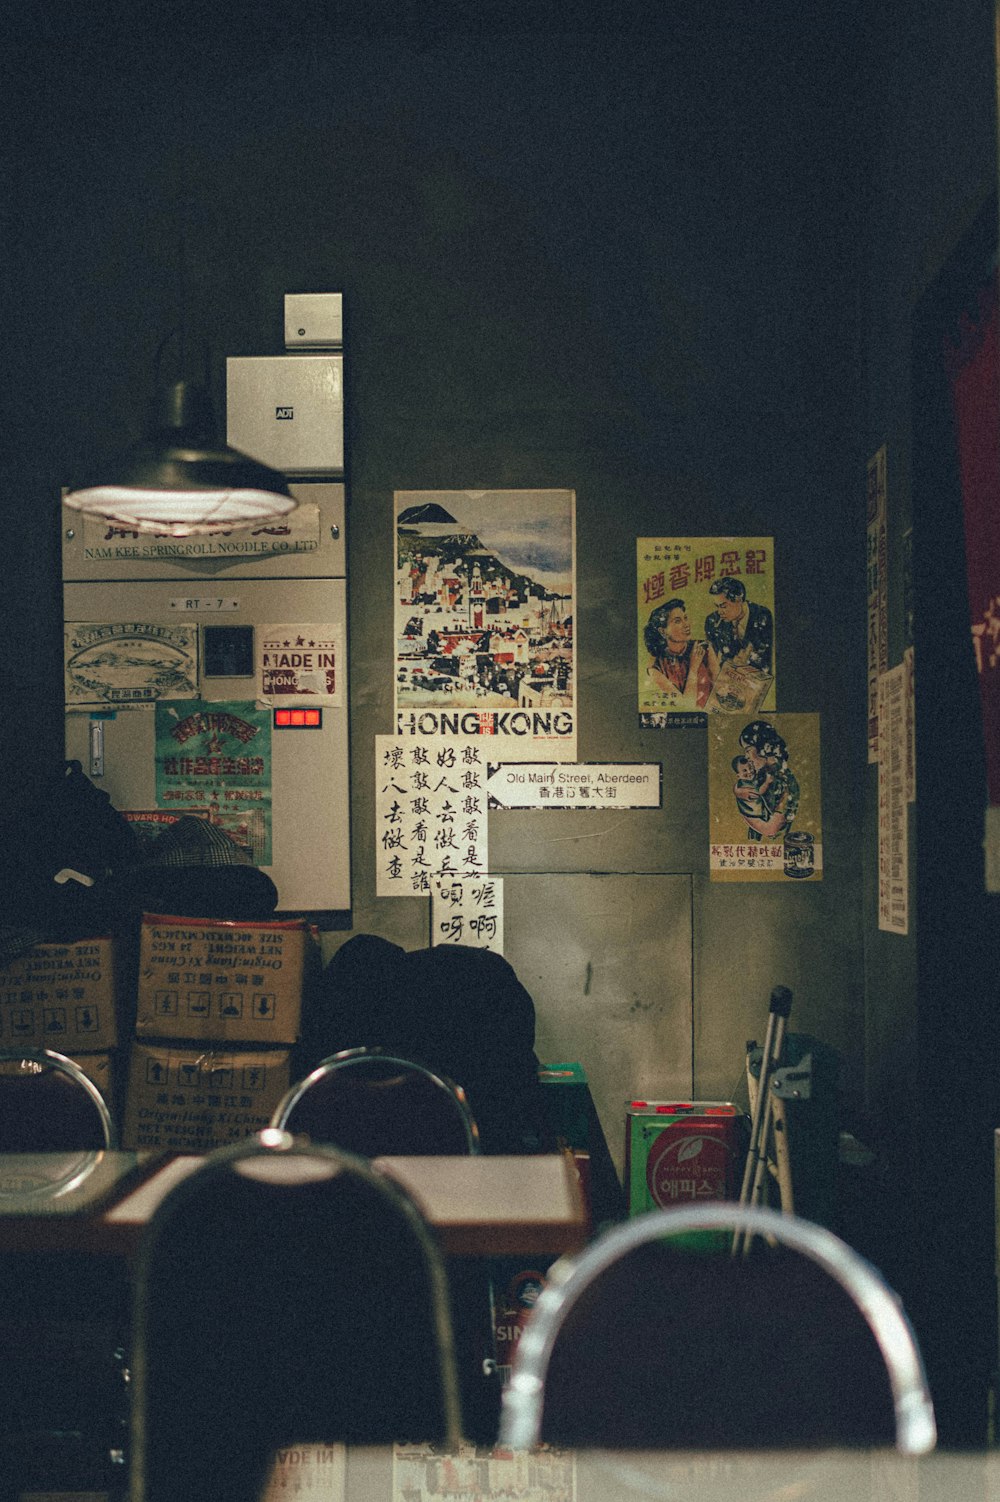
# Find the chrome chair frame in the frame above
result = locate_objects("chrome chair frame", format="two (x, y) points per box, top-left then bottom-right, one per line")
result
(131, 1129), (464, 1502)
(499, 1202), (937, 1457)
(0, 1047), (117, 1150)
(271, 1046), (481, 1154)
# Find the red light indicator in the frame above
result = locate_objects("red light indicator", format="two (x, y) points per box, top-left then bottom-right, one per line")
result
(273, 708), (323, 729)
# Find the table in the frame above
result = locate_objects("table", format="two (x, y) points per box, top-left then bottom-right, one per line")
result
(0, 1149), (588, 1260)
(271, 1444), (1000, 1502)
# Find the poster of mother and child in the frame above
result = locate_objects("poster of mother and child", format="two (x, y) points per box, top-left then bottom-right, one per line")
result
(637, 537), (821, 882)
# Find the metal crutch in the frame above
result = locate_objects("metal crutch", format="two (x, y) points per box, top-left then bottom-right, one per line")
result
(732, 985), (792, 1257)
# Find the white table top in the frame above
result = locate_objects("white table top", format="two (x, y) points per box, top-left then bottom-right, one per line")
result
(101, 1150), (587, 1256)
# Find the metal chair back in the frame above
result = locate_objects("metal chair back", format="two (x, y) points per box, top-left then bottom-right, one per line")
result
(0, 1048), (116, 1150)
(132, 1130), (464, 1502)
(272, 1047), (481, 1156)
(500, 1202), (936, 1456)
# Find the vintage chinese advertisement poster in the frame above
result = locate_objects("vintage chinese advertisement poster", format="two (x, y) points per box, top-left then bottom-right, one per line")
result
(154, 701), (272, 864)
(395, 490), (576, 761)
(65, 621), (199, 704)
(708, 712), (822, 881)
(637, 537), (775, 728)
(375, 736), (488, 897)
(432, 875), (503, 950)
(257, 623), (344, 704)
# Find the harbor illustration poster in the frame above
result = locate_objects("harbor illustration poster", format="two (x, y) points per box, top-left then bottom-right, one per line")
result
(395, 489), (576, 761)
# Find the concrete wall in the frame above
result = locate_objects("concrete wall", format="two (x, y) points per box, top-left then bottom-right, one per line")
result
(4, 12), (868, 1160)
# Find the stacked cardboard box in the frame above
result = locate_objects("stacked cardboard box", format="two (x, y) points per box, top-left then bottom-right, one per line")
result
(122, 914), (316, 1153)
(0, 936), (121, 1118)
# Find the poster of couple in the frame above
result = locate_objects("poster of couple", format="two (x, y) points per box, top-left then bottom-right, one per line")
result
(637, 536), (776, 727)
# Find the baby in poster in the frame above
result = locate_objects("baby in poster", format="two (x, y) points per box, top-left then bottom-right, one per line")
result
(708, 712), (822, 881)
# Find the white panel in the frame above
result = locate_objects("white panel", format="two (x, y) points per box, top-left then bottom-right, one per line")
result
(284, 292), (343, 348)
(226, 355), (344, 475)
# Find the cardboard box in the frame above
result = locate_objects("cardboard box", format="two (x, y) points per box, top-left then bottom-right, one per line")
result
(0, 936), (118, 1051)
(122, 1041), (292, 1152)
(63, 1049), (115, 1102)
(135, 915), (313, 1045)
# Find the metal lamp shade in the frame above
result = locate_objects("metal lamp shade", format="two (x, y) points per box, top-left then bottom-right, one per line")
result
(64, 380), (297, 538)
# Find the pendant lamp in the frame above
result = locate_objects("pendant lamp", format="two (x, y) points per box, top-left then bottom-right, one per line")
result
(64, 377), (297, 538)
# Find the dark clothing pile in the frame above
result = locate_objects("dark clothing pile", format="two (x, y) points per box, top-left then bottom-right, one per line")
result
(300, 934), (549, 1155)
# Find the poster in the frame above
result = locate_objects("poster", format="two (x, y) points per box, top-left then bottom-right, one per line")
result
(395, 490), (576, 761)
(866, 447), (889, 763)
(155, 701), (272, 864)
(257, 623), (344, 704)
(392, 1442), (575, 1502)
(637, 537), (775, 728)
(708, 713), (822, 881)
(64, 621), (198, 704)
(878, 665), (909, 933)
(376, 736), (488, 897)
(432, 875), (503, 950)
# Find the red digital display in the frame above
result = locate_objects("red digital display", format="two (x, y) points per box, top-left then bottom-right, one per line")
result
(274, 708), (323, 728)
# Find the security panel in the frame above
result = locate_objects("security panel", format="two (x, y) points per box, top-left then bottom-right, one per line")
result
(226, 355), (344, 475)
(62, 484), (350, 920)
(284, 292), (343, 349)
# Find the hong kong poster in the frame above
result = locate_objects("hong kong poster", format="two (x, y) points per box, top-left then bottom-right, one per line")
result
(395, 489), (576, 761)
(708, 712), (821, 881)
(638, 537), (776, 727)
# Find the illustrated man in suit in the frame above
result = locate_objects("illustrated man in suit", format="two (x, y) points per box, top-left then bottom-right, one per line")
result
(705, 576), (773, 676)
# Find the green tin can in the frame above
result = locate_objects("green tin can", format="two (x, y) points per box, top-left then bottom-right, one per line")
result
(625, 1100), (742, 1235)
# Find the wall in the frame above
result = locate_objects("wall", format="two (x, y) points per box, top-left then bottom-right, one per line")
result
(4, 14), (866, 1199)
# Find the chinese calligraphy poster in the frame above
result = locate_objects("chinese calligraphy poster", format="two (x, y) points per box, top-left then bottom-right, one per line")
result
(432, 875), (503, 950)
(395, 490), (576, 761)
(375, 736), (488, 897)
(637, 537), (776, 727)
(155, 701), (272, 863)
(708, 712), (822, 881)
